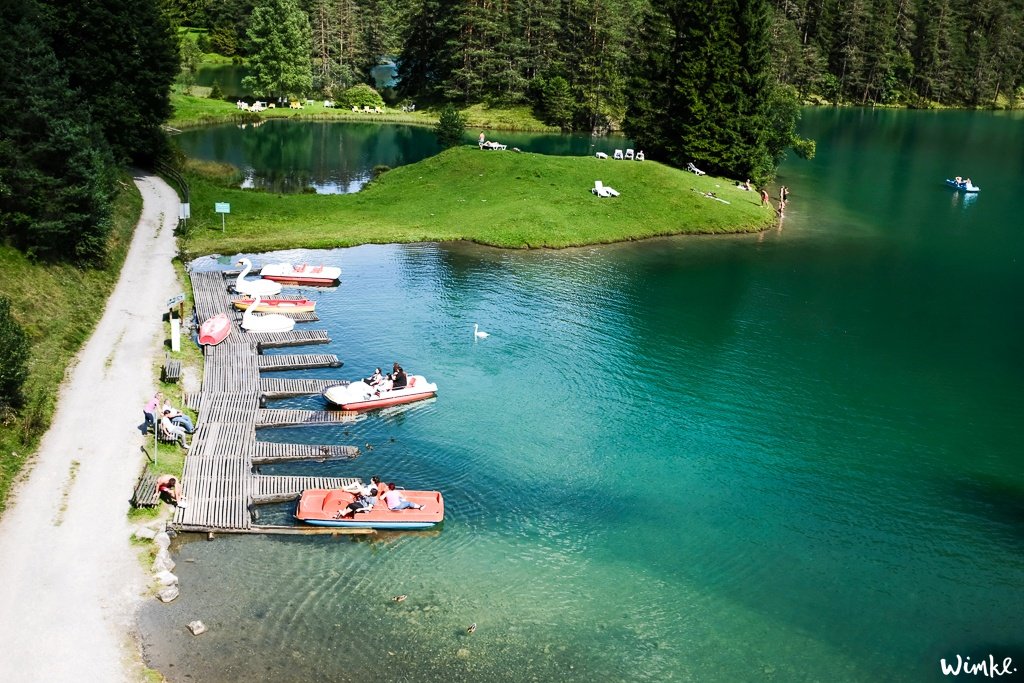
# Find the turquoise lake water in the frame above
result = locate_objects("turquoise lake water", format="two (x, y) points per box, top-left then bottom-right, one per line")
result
(140, 108), (1024, 682)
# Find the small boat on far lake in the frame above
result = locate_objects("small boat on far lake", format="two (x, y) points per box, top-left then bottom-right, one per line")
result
(295, 489), (444, 529)
(198, 313), (231, 346)
(260, 262), (342, 286)
(946, 178), (980, 193)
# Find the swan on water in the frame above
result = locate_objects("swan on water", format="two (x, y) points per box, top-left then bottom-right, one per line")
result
(241, 293), (295, 333)
(235, 258), (282, 296)
(474, 323), (489, 339)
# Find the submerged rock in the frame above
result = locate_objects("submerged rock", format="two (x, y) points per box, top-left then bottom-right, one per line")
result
(157, 586), (179, 602)
(187, 620), (207, 635)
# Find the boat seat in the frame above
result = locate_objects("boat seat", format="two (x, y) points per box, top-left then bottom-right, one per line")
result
(408, 377), (416, 387)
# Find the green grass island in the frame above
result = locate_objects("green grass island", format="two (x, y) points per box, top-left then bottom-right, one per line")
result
(181, 146), (777, 257)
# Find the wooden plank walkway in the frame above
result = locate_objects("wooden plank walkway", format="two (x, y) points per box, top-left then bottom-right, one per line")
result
(259, 377), (344, 398)
(248, 330), (331, 349)
(173, 268), (359, 534)
(256, 408), (362, 427)
(257, 354), (342, 371)
(252, 442), (360, 465)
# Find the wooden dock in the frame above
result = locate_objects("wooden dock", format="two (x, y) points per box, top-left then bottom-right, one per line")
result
(173, 271), (360, 534)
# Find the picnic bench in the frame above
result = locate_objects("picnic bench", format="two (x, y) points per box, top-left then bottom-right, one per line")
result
(131, 468), (160, 508)
(162, 359), (181, 383)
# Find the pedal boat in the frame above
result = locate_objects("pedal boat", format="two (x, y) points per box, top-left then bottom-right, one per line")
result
(232, 297), (317, 313)
(260, 262), (342, 286)
(322, 376), (437, 411)
(198, 313), (231, 346)
(295, 489), (444, 529)
(945, 178), (980, 193)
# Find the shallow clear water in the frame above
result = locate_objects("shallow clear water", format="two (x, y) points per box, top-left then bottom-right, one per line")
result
(140, 109), (1024, 682)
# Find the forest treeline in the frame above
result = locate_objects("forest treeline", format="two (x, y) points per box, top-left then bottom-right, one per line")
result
(175, 0), (1024, 128)
(0, 0), (178, 265)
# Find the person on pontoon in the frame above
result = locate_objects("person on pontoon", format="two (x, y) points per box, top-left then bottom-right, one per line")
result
(955, 176), (963, 184)
(382, 482), (424, 511)
(336, 491), (375, 518)
(392, 367), (408, 390)
(365, 368), (383, 386)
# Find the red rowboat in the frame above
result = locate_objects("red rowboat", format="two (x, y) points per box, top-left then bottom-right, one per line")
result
(198, 313), (231, 346)
(232, 297), (317, 313)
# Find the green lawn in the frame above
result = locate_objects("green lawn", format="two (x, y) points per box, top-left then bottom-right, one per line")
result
(181, 146), (775, 257)
(168, 92), (558, 131)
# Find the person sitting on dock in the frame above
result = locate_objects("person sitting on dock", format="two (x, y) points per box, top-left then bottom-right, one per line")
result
(160, 410), (190, 448)
(162, 400), (194, 434)
(383, 482), (424, 511)
(156, 475), (186, 507)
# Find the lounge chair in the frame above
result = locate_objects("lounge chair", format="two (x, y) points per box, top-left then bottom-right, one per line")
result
(614, 149), (624, 160)
(636, 151), (645, 162)
(363, 106), (372, 113)
(595, 152), (608, 159)
(592, 180), (620, 198)
(687, 162), (706, 176)
(624, 149), (634, 160)
(351, 105), (359, 112)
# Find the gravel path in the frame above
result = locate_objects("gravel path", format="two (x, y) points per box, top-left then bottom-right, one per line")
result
(0, 173), (181, 682)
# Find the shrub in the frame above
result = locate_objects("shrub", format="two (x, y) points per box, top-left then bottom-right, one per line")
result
(371, 164), (391, 180)
(0, 297), (30, 412)
(540, 76), (573, 130)
(344, 84), (384, 109)
(434, 105), (466, 148)
(209, 80), (224, 100)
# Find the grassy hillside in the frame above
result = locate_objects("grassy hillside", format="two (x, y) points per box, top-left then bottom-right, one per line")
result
(181, 146), (775, 256)
(0, 177), (141, 513)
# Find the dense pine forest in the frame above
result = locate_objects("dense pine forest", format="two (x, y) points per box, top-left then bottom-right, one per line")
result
(175, 0), (1024, 122)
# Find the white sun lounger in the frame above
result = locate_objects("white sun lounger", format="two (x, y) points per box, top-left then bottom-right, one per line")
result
(614, 149), (624, 160)
(624, 149), (634, 160)
(592, 180), (620, 198)
(687, 162), (706, 176)
(595, 152), (608, 159)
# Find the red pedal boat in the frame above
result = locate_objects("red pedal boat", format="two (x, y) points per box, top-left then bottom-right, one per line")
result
(260, 262), (341, 286)
(296, 489), (445, 529)
(198, 313), (231, 346)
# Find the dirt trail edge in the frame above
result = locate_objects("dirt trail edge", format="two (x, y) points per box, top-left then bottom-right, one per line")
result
(0, 173), (182, 682)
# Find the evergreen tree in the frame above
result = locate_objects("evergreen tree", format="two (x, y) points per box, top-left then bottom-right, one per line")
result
(397, 0), (459, 101)
(627, 0), (787, 183)
(0, 0), (116, 265)
(0, 297), (31, 413)
(44, 0), (179, 165)
(243, 0), (314, 99)
(434, 104), (466, 147)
